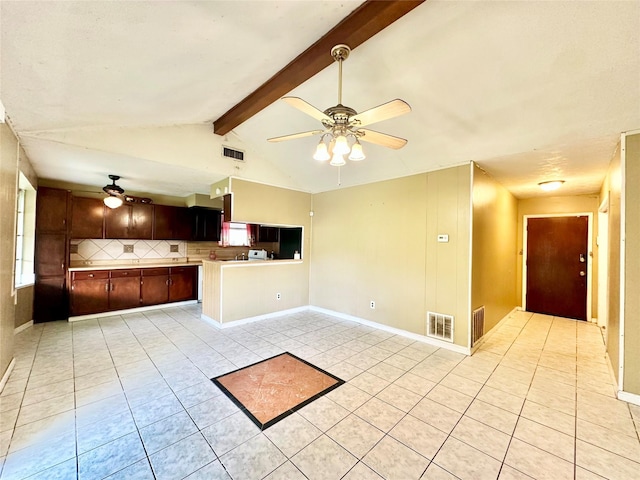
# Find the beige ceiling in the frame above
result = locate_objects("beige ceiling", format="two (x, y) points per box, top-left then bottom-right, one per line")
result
(1, 1), (638, 199)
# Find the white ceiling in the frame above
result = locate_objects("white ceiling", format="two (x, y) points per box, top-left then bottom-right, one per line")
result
(1, 1), (639, 199)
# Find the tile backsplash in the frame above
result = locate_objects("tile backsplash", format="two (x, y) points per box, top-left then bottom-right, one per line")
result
(70, 239), (187, 263)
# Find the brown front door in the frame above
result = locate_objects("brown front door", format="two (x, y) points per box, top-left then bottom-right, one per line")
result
(526, 216), (589, 320)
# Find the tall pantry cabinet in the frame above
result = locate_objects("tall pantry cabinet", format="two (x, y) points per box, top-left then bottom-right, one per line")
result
(34, 187), (70, 322)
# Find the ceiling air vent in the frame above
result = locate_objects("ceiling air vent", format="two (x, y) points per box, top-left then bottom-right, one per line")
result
(222, 146), (245, 162)
(427, 312), (454, 342)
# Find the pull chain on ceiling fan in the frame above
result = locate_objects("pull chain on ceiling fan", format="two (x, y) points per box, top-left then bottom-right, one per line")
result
(268, 44), (411, 167)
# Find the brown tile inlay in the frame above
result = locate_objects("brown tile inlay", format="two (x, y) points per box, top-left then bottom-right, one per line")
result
(212, 352), (344, 429)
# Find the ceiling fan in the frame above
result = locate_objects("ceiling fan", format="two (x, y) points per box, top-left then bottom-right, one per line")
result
(268, 44), (411, 166)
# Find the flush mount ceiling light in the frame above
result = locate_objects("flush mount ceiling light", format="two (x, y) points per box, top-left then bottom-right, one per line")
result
(538, 180), (565, 191)
(268, 44), (411, 166)
(102, 174), (124, 208)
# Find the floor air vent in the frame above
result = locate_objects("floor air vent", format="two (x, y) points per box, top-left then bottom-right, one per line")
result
(222, 146), (245, 162)
(472, 306), (485, 347)
(427, 312), (454, 342)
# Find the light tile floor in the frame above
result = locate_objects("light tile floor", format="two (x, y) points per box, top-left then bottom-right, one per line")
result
(0, 306), (639, 479)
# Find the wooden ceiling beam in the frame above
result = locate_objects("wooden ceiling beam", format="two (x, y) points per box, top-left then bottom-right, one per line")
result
(213, 0), (425, 135)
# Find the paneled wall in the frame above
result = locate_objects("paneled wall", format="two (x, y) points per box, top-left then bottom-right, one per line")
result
(310, 165), (473, 348)
(622, 133), (640, 395)
(471, 163), (518, 334)
(0, 123), (18, 376)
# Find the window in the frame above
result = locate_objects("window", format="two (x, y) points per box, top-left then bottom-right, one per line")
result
(15, 173), (35, 287)
(220, 222), (252, 247)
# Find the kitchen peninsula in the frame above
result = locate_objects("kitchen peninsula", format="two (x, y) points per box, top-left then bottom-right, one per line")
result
(201, 257), (308, 326)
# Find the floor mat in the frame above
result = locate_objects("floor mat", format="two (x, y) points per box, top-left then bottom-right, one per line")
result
(212, 352), (344, 429)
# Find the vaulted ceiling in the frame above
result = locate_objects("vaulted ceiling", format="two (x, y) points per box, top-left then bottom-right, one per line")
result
(1, 1), (638, 199)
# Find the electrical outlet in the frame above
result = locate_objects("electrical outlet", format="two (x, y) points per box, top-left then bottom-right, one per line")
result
(276, 293), (281, 300)
(370, 300), (375, 309)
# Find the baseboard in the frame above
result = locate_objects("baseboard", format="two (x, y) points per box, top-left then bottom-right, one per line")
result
(617, 390), (640, 407)
(0, 358), (16, 394)
(14, 321), (33, 335)
(68, 300), (198, 322)
(309, 306), (470, 355)
(202, 306), (309, 329)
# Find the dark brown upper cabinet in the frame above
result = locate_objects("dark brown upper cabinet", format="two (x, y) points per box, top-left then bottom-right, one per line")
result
(154, 205), (192, 240)
(190, 207), (221, 241)
(223, 194), (232, 223)
(105, 202), (153, 239)
(36, 187), (69, 233)
(71, 197), (104, 239)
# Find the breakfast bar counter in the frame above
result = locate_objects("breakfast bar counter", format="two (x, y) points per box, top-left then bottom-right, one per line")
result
(201, 258), (308, 327)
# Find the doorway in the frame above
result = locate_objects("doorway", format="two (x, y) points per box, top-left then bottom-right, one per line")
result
(523, 215), (592, 320)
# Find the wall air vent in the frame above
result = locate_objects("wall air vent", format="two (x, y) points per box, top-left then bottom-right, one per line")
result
(427, 312), (454, 342)
(222, 146), (245, 162)
(471, 306), (485, 347)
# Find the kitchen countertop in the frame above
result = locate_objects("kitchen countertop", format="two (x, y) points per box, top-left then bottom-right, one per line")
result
(68, 260), (203, 272)
(202, 259), (303, 267)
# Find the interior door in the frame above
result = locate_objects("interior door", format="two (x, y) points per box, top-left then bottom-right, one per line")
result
(526, 216), (589, 320)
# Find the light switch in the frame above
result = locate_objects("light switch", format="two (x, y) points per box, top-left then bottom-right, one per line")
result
(437, 234), (449, 243)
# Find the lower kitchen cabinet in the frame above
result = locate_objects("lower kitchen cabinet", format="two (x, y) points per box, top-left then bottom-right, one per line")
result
(169, 266), (197, 302)
(70, 265), (197, 316)
(34, 276), (68, 321)
(141, 268), (170, 306)
(70, 271), (110, 316)
(109, 269), (142, 311)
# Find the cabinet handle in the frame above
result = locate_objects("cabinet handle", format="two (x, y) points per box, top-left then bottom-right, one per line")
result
(88, 274), (94, 278)
(166, 279), (170, 286)
(105, 283), (109, 291)
(111, 283), (115, 291)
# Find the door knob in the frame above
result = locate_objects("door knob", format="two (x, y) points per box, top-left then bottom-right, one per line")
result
(579, 271), (586, 277)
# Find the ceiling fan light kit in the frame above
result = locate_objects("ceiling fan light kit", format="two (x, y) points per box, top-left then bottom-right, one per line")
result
(268, 44), (411, 167)
(102, 174), (125, 208)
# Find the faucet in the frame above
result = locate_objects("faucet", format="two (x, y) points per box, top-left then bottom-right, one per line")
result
(234, 253), (247, 261)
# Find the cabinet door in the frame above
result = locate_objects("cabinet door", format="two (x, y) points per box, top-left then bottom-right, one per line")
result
(141, 269), (170, 306)
(131, 204), (153, 239)
(36, 187), (69, 233)
(71, 197), (104, 239)
(34, 276), (67, 322)
(169, 266), (197, 302)
(153, 205), (175, 240)
(154, 205), (192, 240)
(173, 208), (192, 240)
(223, 194), (232, 223)
(105, 204), (131, 238)
(192, 208), (221, 241)
(70, 272), (110, 316)
(35, 233), (67, 277)
(109, 274), (141, 311)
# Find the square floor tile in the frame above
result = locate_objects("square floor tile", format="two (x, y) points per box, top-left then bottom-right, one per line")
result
(389, 414), (447, 460)
(220, 434), (287, 480)
(264, 412), (322, 458)
(433, 437), (502, 480)
(291, 435), (358, 480)
(363, 435), (429, 480)
(327, 414), (385, 459)
(149, 432), (216, 480)
(505, 438), (574, 480)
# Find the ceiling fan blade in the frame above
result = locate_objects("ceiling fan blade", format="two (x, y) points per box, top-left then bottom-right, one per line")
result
(282, 97), (332, 123)
(358, 128), (408, 150)
(350, 99), (411, 127)
(267, 130), (324, 143)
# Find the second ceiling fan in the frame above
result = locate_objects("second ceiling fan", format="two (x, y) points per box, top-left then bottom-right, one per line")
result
(268, 44), (411, 166)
